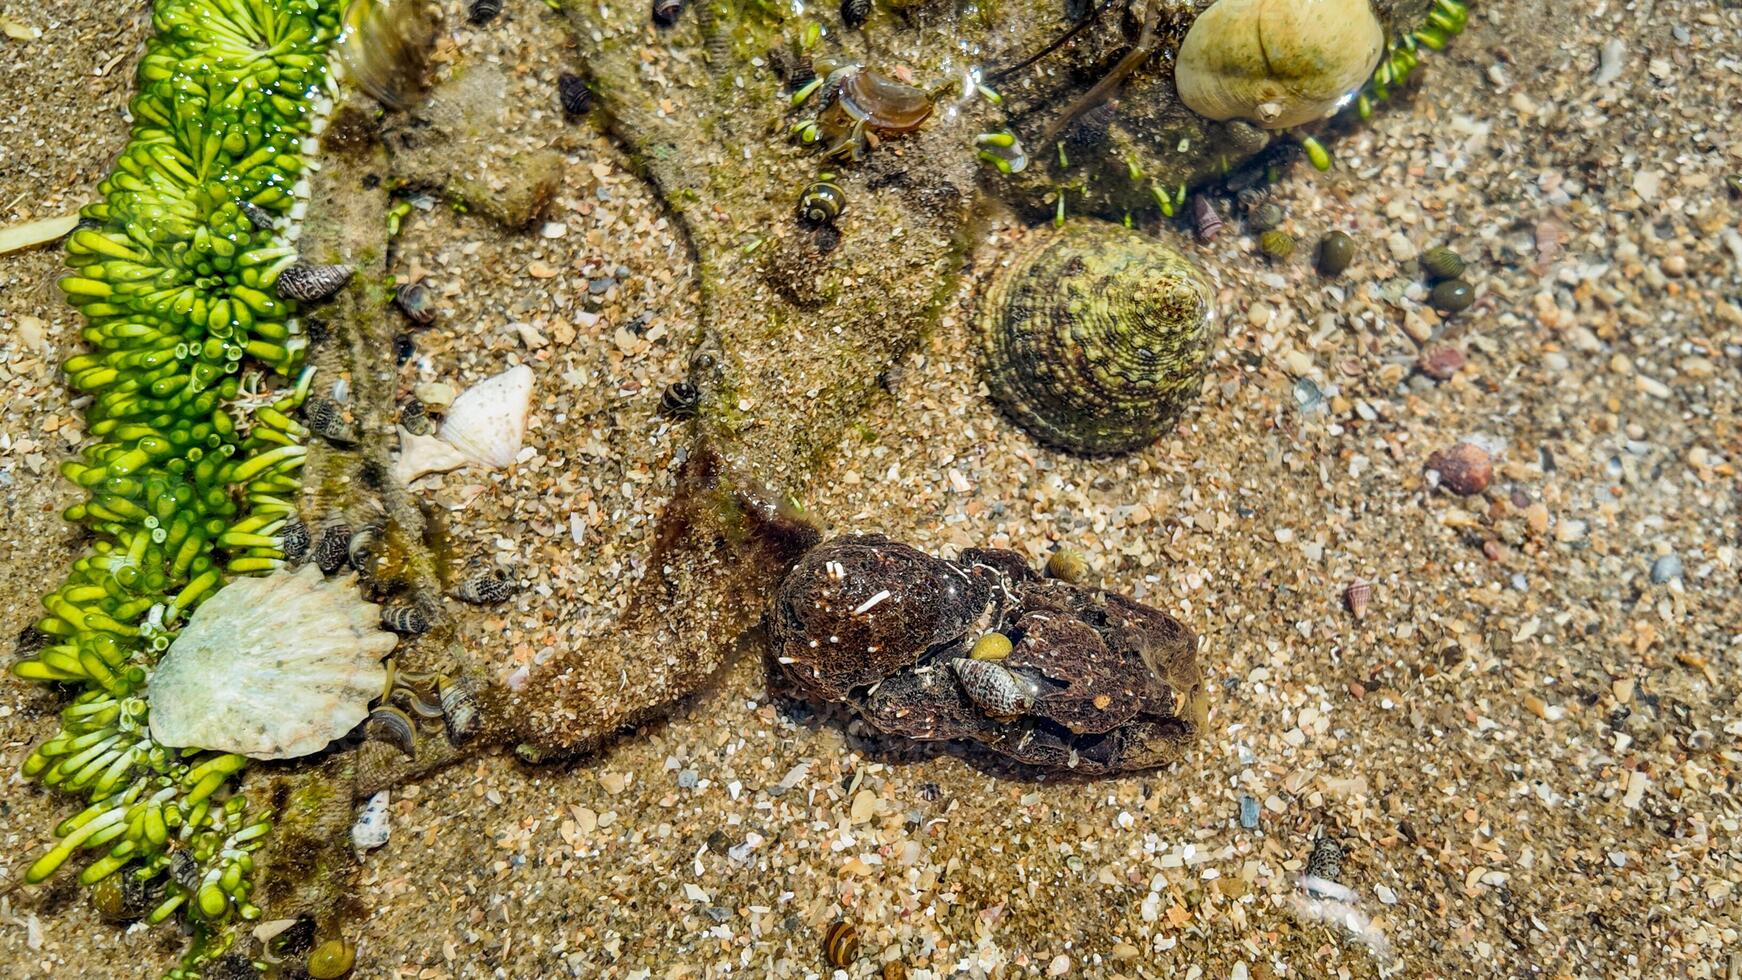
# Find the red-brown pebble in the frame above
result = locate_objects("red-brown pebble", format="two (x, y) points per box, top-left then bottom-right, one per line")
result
(1418, 346), (1467, 381)
(1426, 442), (1493, 496)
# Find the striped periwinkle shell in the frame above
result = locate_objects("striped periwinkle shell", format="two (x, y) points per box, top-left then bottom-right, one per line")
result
(976, 222), (1217, 455)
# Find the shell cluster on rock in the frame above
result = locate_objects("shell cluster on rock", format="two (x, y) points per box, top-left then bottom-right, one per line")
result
(147, 565), (398, 760)
(1174, 0), (1385, 130)
(976, 222), (1218, 455)
(770, 535), (1206, 773)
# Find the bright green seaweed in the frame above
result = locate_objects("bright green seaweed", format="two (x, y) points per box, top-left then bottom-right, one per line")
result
(12, 0), (341, 956)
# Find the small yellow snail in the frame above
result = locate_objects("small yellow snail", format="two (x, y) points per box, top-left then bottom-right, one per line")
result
(1175, 0), (1384, 129)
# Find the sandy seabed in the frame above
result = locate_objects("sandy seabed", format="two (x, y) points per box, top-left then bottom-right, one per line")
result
(2, 0), (1739, 977)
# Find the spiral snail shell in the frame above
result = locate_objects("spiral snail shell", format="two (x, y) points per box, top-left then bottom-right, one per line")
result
(1175, 0), (1384, 130)
(798, 180), (847, 225)
(276, 263), (354, 303)
(976, 222), (1217, 455)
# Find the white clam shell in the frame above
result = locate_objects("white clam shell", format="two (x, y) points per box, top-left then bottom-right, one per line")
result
(437, 364), (533, 469)
(148, 565), (397, 760)
(1175, 0), (1383, 130)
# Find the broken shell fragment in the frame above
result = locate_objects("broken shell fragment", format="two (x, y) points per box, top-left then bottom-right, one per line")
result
(147, 565), (397, 760)
(437, 364), (534, 469)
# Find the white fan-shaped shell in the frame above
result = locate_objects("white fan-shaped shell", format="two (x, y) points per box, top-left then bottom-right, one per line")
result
(438, 364), (534, 469)
(148, 565), (397, 760)
(1175, 0), (1384, 129)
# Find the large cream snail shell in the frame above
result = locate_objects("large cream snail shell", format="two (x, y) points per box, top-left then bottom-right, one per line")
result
(1174, 0), (1384, 129)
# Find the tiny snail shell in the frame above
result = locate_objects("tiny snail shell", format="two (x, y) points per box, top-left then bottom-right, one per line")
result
(969, 632), (1013, 662)
(238, 200), (276, 231)
(841, 0), (871, 28)
(1344, 578), (1371, 620)
(1258, 230), (1295, 261)
(1233, 187), (1266, 215)
(454, 567), (517, 604)
(950, 658), (1039, 717)
(882, 962), (909, 980)
(1175, 0), (1384, 129)
(394, 281), (435, 325)
(347, 523), (383, 576)
(1316, 231), (1355, 277)
(652, 0), (682, 23)
(14, 624), (49, 658)
(304, 396), (357, 446)
(1248, 202), (1284, 232)
(1304, 836), (1344, 883)
(1190, 196), (1224, 242)
(788, 53), (816, 89)
(558, 72), (591, 118)
(1428, 279), (1474, 314)
(399, 396), (434, 435)
(381, 602), (430, 635)
(306, 937), (358, 979)
(276, 263), (354, 303)
(314, 520), (353, 575)
(1044, 546), (1089, 584)
(798, 180), (847, 225)
(169, 849), (201, 892)
(366, 705), (418, 757)
(280, 514), (312, 565)
(467, 0), (501, 25)
(823, 921), (859, 968)
(1419, 246), (1465, 281)
(92, 872), (157, 922)
(438, 674), (480, 741)
(659, 380), (701, 419)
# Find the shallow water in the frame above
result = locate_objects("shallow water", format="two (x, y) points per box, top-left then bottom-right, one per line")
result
(2, 0), (1739, 977)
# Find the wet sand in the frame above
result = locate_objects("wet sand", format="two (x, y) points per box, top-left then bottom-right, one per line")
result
(3, 0), (1739, 977)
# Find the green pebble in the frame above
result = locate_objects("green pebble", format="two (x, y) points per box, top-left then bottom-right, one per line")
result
(1419, 246), (1465, 281)
(1316, 231), (1355, 277)
(1429, 279), (1475, 314)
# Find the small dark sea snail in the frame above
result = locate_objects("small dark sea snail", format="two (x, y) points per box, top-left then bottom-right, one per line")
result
(314, 520), (353, 575)
(467, 0), (501, 25)
(798, 179), (847, 225)
(558, 72), (591, 118)
(658, 380), (701, 419)
(276, 263), (354, 303)
(394, 281), (435, 325)
(455, 566), (517, 604)
(280, 514), (312, 565)
(841, 0), (871, 28)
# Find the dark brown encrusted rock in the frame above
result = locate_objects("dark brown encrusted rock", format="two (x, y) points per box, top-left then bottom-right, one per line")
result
(770, 534), (1206, 774)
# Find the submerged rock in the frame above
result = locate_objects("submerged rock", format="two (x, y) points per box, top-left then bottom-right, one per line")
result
(771, 535), (1206, 773)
